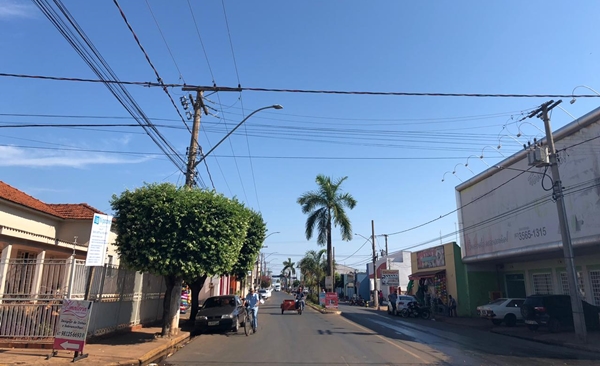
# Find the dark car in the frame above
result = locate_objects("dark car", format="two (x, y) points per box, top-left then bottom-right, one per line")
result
(520, 294), (600, 333)
(194, 295), (247, 334)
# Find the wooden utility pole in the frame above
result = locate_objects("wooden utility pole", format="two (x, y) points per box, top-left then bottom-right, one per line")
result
(372, 220), (379, 310)
(185, 91), (207, 187)
(384, 234), (388, 256)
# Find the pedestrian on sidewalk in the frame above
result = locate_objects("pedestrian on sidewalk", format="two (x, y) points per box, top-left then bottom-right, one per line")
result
(448, 295), (457, 317)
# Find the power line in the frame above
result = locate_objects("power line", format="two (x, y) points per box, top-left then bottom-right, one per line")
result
(5, 72), (600, 99)
(383, 166), (535, 236)
(32, 0), (187, 175)
(112, 0), (191, 133)
(145, 0), (185, 83)
(186, 0), (215, 85)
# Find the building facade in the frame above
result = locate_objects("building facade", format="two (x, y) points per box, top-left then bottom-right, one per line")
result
(456, 106), (600, 312)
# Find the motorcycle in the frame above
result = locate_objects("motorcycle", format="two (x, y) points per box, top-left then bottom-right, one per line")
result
(295, 298), (305, 314)
(399, 301), (431, 320)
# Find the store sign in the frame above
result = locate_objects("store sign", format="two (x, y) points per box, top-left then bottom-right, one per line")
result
(53, 299), (93, 353)
(85, 214), (112, 267)
(325, 292), (339, 309)
(416, 245), (445, 269)
(380, 269), (399, 286)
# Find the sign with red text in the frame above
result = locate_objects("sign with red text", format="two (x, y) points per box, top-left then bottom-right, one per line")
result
(53, 299), (93, 353)
(325, 292), (339, 309)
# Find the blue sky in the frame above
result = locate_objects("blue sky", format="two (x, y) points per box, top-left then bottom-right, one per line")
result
(2, 0), (600, 274)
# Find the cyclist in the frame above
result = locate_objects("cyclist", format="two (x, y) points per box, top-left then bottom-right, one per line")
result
(244, 288), (263, 331)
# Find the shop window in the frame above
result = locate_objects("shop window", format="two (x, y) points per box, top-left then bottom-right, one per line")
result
(559, 271), (585, 298)
(590, 270), (600, 306)
(532, 273), (553, 294)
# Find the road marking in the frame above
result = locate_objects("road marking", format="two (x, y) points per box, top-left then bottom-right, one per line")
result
(338, 315), (429, 363)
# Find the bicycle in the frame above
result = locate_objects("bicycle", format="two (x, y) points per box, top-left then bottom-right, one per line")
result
(244, 305), (256, 336)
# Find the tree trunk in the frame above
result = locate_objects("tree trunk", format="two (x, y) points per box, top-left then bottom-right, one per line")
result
(188, 275), (207, 323)
(161, 275), (182, 337)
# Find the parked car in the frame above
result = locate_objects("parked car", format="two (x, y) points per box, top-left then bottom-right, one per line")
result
(258, 289), (270, 299)
(476, 298), (524, 326)
(520, 294), (600, 333)
(393, 295), (419, 315)
(194, 295), (247, 334)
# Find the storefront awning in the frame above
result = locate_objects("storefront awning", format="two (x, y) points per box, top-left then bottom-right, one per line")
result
(408, 269), (445, 280)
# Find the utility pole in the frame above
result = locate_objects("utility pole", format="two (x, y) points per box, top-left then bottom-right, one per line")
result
(371, 220), (379, 310)
(184, 91), (207, 188)
(529, 100), (587, 342)
(383, 234), (388, 256)
(333, 246), (335, 293)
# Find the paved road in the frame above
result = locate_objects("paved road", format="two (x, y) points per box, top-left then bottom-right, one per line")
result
(162, 292), (600, 366)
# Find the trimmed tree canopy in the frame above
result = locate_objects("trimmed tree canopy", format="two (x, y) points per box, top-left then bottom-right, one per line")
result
(110, 183), (250, 278)
(231, 210), (267, 279)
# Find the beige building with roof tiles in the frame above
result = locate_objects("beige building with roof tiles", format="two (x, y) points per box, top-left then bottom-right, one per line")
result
(0, 180), (120, 299)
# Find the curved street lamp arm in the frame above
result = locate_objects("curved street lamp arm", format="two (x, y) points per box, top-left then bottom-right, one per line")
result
(193, 105), (282, 169)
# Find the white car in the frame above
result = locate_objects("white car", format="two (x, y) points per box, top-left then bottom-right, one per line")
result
(258, 289), (271, 299)
(388, 295), (418, 315)
(477, 298), (525, 326)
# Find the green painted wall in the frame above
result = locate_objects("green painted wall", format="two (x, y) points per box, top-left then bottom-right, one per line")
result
(464, 271), (499, 316)
(452, 243), (471, 317)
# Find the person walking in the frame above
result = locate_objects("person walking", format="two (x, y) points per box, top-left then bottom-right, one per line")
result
(388, 289), (398, 315)
(244, 288), (264, 331)
(448, 295), (457, 317)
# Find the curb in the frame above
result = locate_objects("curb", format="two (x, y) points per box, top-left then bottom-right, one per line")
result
(107, 332), (192, 366)
(489, 329), (600, 355)
(306, 302), (342, 315)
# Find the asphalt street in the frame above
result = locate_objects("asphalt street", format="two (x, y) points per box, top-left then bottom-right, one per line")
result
(162, 291), (600, 366)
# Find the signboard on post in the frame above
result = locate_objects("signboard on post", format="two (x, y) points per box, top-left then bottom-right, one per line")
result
(51, 299), (93, 361)
(325, 275), (333, 290)
(85, 214), (112, 267)
(325, 292), (339, 309)
(380, 269), (400, 286)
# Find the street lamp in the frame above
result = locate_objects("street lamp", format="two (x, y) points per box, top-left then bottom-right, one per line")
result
(570, 85), (600, 104)
(193, 105), (283, 169)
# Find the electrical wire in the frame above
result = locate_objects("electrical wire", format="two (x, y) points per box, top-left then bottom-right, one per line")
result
(4, 72), (600, 99)
(219, 0), (260, 211)
(145, 0), (185, 83)
(186, 0), (215, 85)
(112, 0), (191, 134)
(383, 166), (535, 236)
(32, 0), (187, 176)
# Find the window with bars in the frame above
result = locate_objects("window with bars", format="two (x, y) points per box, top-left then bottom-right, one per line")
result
(532, 273), (553, 294)
(559, 271), (585, 297)
(590, 270), (600, 306)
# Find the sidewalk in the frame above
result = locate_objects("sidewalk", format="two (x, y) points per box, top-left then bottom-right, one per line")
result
(429, 313), (600, 354)
(372, 306), (600, 354)
(0, 317), (193, 366)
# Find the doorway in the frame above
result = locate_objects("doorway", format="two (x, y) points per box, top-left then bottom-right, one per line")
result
(505, 273), (526, 298)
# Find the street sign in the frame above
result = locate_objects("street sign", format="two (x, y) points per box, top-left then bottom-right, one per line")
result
(381, 269), (400, 286)
(52, 299), (93, 355)
(85, 214), (112, 266)
(325, 276), (333, 289)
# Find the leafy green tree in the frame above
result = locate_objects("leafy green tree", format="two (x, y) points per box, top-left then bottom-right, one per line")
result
(297, 175), (357, 290)
(297, 249), (326, 294)
(282, 258), (295, 290)
(111, 183), (249, 336)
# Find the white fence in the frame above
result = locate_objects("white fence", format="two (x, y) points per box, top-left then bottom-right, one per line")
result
(0, 258), (164, 341)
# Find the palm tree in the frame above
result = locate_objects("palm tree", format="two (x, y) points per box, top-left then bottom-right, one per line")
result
(282, 258), (296, 291)
(297, 175), (356, 291)
(297, 249), (326, 294)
